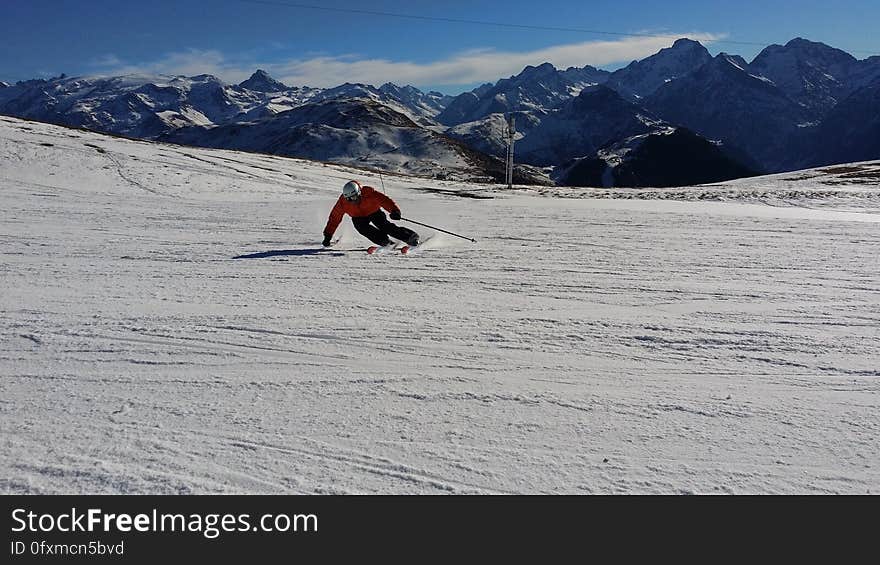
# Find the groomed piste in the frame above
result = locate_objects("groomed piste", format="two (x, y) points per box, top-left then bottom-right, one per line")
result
(2, 116), (878, 494)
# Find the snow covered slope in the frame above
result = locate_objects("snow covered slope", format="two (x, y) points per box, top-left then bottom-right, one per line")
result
(2, 116), (878, 494)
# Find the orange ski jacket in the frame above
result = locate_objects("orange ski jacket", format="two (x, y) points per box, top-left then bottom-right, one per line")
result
(323, 186), (400, 237)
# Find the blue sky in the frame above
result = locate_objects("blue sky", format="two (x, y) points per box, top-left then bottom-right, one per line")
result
(2, 0), (879, 93)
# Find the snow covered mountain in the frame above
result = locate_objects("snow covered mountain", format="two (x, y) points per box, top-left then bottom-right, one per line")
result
(556, 127), (758, 187)
(446, 84), (756, 186)
(750, 38), (864, 119)
(645, 53), (810, 172)
(437, 37), (877, 177)
(0, 73), (302, 138)
(513, 84), (663, 166)
(159, 97), (525, 182)
(446, 112), (538, 159)
(378, 83), (453, 119)
(305, 82), (451, 126)
(432, 83), (493, 127)
(604, 38), (713, 101)
(436, 62), (609, 126)
(0, 72), (449, 138)
(447, 55), (766, 187)
(447, 84), (659, 164)
(0, 70), (563, 181)
(2, 37), (878, 184)
(238, 69), (291, 92)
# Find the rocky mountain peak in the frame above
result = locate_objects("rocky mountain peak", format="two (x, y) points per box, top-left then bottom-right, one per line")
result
(606, 37), (712, 100)
(239, 69), (288, 92)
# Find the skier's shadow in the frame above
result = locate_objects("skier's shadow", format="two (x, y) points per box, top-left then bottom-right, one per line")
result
(233, 248), (342, 259)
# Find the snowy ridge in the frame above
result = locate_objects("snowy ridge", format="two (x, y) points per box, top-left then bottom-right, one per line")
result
(158, 97), (502, 182)
(0, 72), (446, 139)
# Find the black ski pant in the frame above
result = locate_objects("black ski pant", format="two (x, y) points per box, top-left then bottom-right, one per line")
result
(352, 211), (417, 246)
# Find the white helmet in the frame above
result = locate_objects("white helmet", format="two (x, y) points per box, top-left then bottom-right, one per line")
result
(342, 180), (362, 200)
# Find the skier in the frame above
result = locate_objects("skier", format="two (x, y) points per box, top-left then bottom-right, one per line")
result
(322, 180), (420, 248)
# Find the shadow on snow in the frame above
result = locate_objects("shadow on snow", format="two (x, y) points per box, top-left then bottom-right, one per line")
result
(233, 248), (343, 259)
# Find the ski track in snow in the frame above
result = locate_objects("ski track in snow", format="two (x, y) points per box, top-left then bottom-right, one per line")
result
(1, 116), (879, 494)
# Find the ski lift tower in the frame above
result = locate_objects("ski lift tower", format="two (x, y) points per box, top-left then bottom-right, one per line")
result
(505, 114), (516, 189)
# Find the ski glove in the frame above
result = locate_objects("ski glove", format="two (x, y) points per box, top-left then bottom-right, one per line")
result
(390, 209), (402, 220)
(322, 234), (332, 247)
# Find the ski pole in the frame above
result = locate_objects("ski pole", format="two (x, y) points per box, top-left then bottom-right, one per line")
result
(401, 217), (476, 243)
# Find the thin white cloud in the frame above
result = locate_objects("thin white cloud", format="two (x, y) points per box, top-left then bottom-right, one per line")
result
(91, 49), (230, 79)
(91, 54), (124, 68)
(91, 33), (725, 89)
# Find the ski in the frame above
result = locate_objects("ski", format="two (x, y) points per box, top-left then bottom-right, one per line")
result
(368, 237), (431, 255)
(400, 235), (433, 255)
(366, 243), (399, 255)
(400, 243), (430, 255)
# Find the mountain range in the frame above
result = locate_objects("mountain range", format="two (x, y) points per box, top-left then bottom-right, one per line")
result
(2, 37), (878, 187)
